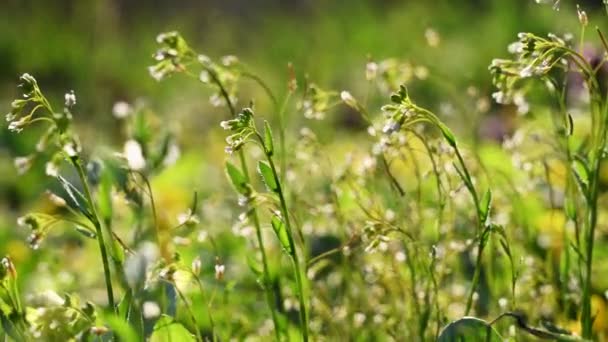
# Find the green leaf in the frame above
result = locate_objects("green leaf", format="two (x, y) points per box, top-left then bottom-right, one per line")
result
(566, 113), (574, 136)
(263, 120), (274, 156)
(436, 121), (457, 148)
(564, 197), (577, 220)
(150, 315), (196, 342)
(74, 226), (96, 239)
(271, 214), (291, 253)
(258, 161), (278, 192)
(225, 161), (250, 196)
(104, 314), (140, 342)
(479, 189), (492, 225)
(572, 157), (590, 198)
(56, 176), (93, 221)
(98, 163), (114, 224)
(438, 317), (502, 342)
(117, 289), (133, 320)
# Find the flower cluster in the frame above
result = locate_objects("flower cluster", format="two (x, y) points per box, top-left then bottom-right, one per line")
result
(489, 32), (575, 107)
(7, 74), (82, 176)
(150, 31), (241, 107)
(220, 107), (255, 154)
(299, 83), (338, 120)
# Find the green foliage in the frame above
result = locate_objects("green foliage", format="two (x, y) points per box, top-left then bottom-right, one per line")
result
(4, 3), (608, 341)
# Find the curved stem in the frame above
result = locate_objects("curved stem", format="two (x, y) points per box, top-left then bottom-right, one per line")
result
(73, 159), (115, 311)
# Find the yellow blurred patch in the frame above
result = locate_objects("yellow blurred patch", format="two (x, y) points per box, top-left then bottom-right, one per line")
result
(535, 209), (565, 251)
(5, 240), (30, 264)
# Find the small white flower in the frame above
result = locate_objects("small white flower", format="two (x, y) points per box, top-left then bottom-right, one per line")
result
(215, 263), (225, 280)
(64, 91), (77, 107)
(192, 257), (201, 276)
(353, 312), (366, 327)
(220, 120), (231, 130)
(123, 139), (146, 170)
(45, 162), (59, 177)
(366, 62), (378, 80)
(14, 156), (33, 175)
(221, 55), (238, 66)
(112, 101), (132, 119)
(46, 191), (66, 207)
(498, 297), (508, 309)
(340, 91), (357, 108)
(199, 71), (210, 83)
(142, 301), (161, 319)
(63, 142), (79, 158)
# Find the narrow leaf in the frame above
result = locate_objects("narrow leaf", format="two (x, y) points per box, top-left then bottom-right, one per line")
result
(479, 189), (492, 224)
(271, 214), (291, 253)
(263, 120), (274, 156)
(437, 121), (457, 148)
(74, 225), (96, 239)
(57, 175), (93, 220)
(258, 160), (278, 192)
(225, 161), (250, 196)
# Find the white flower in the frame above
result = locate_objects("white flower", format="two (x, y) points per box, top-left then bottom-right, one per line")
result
(45, 162), (59, 177)
(63, 142), (79, 158)
(64, 91), (76, 107)
(124, 139), (146, 170)
(366, 62), (378, 80)
(142, 301), (161, 319)
(340, 91), (357, 108)
(112, 101), (132, 119)
(192, 257), (201, 276)
(353, 312), (366, 327)
(215, 263), (225, 280)
(14, 156), (33, 175)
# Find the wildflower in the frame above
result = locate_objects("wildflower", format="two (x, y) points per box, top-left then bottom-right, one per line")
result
(177, 209), (199, 227)
(142, 301), (161, 319)
(353, 312), (366, 327)
(1, 257), (16, 278)
(340, 91), (357, 109)
(46, 191), (66, 207)
(123, 139), (146, 170)
(62, 141), (79, 158)
(577, 5), (588, 27)
(112, 101), (132, 119)
(64, 91), (76, 107)
(215, 260), (225, 280)
(45, 161), (59, 177)
(14, 156), (34, 174)
(192, 257), (201, 276)
(90, 326), (108, 336)
(366, 61), (378, 80)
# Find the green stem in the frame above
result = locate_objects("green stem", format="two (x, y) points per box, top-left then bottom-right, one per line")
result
(264, 152), (308, 342)
(174, 284), (204, 342)
(204, 66), (282, 340)
(73, 158), (115, 311)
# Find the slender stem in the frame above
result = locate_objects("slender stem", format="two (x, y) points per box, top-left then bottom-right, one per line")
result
(174, 284), (204, 342)
(250, 210), (283, 341)
(73, 159), (115, 311)
(194, 277), (215, 339)
(203, 66), (282, 340)
(264, 152), (308, 341)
